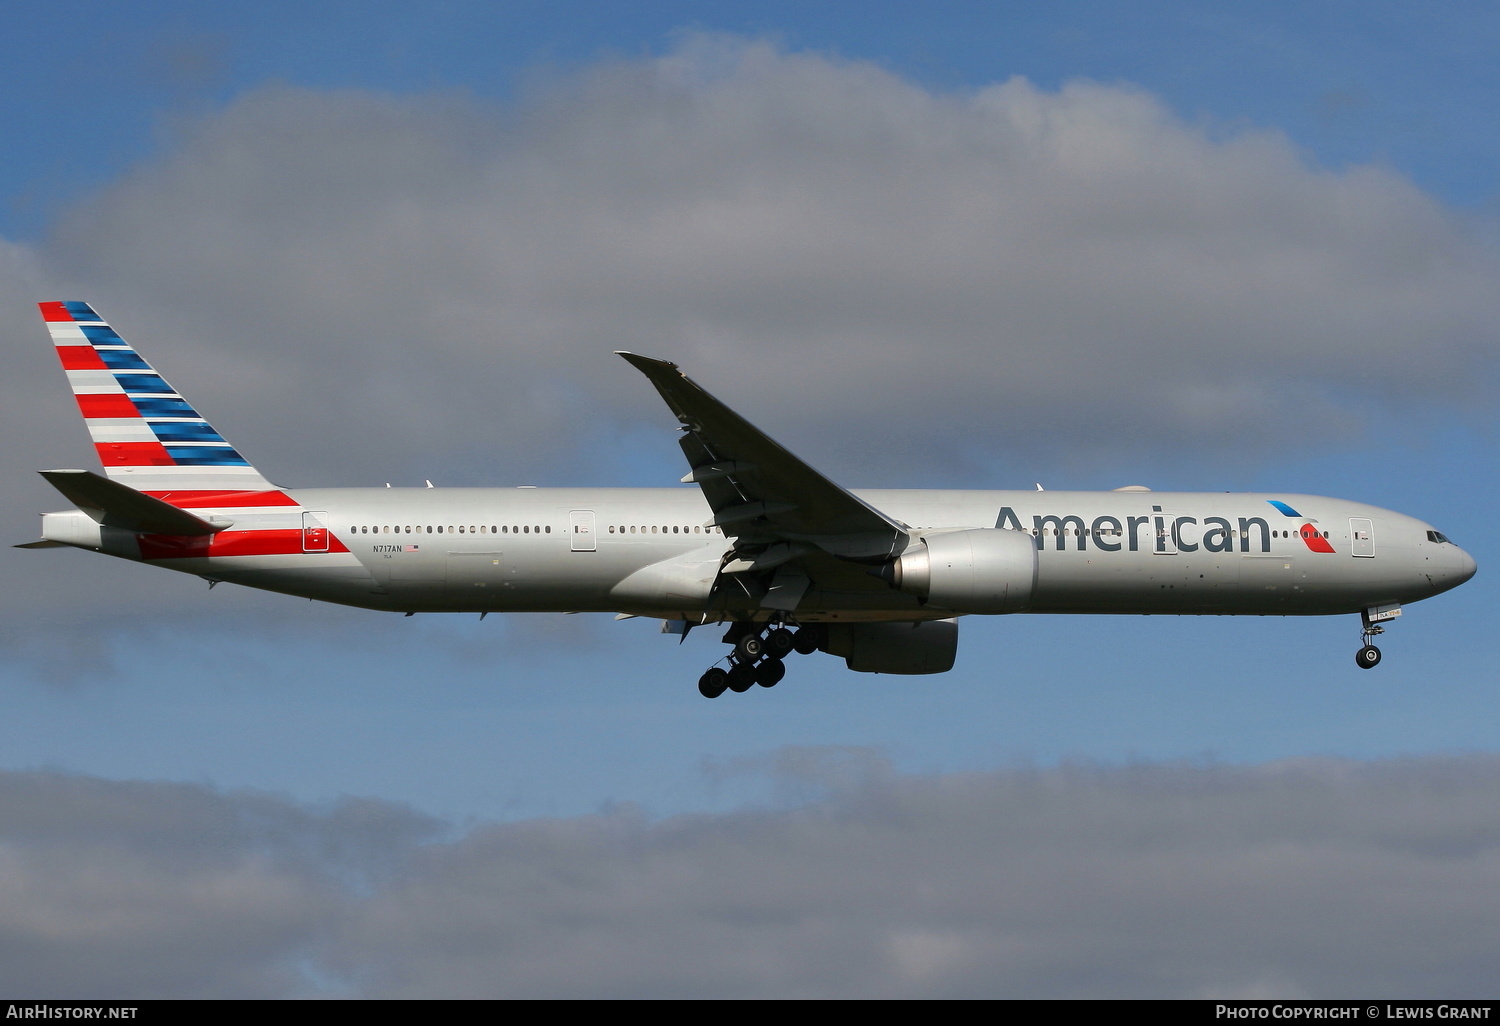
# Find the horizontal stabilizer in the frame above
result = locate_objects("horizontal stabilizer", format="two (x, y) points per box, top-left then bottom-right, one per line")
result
(37, 469), (224, 536)
(13, 539), (66, 549)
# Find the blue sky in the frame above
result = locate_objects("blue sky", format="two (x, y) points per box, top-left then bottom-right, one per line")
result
(2, 1), (1497, 998)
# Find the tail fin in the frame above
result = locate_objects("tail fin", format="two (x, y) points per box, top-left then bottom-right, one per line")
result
(39, 302), (277, 494)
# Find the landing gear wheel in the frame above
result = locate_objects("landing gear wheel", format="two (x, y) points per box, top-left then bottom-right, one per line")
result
(1356, 645), (1382, 669)
(735, 634), (764, 663)
(765, 627), (795, 659)
(727, 662), (757, 693)
(698, 667), (728, 698)
(755, 656), (785, 688)
(792, 625), (825, 655)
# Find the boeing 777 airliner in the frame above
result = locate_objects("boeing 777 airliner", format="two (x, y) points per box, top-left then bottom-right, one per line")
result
(20, 302), (1476, 697)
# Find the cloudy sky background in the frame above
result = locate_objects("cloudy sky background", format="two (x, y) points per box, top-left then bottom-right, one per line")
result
(2, 1), (1497, 997)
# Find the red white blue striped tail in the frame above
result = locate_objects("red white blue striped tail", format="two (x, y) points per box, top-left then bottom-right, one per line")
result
(39, 301), (278, 494)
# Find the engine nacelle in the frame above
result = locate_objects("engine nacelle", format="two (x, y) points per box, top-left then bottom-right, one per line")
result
(822, 618), (958, 675)
(884, 528), (1037, 614)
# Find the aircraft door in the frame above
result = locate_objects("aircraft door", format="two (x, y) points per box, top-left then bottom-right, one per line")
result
(1350, 517), (1375, 557)
(570, 510), (596, 552)
(302, 511), (329, 552)
(1154, 511), (1178, 555)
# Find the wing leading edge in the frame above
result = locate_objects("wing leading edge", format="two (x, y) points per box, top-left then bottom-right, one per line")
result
(617, 352), (910, 613)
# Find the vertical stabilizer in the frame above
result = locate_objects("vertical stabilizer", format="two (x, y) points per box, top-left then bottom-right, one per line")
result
(39, 302), (278, 494)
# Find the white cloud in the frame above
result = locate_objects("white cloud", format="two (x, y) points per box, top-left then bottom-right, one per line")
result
(25, 35), (1500, 484)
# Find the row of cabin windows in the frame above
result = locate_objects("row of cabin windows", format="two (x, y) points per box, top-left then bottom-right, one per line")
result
(351, 525), (550, 535)
(349, 524), (723, 537)
(606, 525), (719, 535)
(348, 523), (1333, 541)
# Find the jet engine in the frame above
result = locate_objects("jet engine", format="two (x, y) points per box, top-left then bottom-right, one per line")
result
(821, 618), (959, 674)
(881, 528), (1037, 614)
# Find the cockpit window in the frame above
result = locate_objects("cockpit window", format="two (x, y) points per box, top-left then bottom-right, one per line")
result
(1427, 530), (1452, 544)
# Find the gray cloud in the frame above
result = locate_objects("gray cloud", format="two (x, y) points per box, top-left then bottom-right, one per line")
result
(5, 754), (1500, 998)
(0, 771), (441, 998)
(4, 34), (1497, 635)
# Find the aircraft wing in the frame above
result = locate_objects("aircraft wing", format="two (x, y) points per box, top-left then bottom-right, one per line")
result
(618, 353), (910, 610)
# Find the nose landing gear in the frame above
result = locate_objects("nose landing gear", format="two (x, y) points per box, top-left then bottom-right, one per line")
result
(1354, 605), (1399, 669)
(696, 620), (826, 697)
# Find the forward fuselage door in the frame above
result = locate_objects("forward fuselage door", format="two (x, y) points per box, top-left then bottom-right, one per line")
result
(1153, 508), (1178, 555)
(1350, 517), (1375, 557)
(570, 509), (597, 552)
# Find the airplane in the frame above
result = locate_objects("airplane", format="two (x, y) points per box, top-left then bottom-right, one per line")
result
(20, 301), (1477, 698)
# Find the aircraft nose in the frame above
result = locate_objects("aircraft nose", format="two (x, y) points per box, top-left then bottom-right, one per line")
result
(1456, 546), (1478, 585)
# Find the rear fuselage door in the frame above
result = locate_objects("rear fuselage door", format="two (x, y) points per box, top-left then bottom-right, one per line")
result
(302, 511), (329, 552)
(570, 509), (597, 552)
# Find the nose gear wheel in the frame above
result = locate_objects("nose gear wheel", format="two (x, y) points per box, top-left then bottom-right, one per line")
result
(1355, 614), (1386, 670)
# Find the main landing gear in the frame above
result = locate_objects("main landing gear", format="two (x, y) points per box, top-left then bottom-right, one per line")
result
(697, 621), (827, 698)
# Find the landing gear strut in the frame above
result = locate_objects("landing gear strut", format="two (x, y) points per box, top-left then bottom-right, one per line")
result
(695, 620), (824, 697)
(1355, 607), (1394, 669)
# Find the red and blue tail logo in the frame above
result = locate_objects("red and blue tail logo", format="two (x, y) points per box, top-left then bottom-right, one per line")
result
(34, 302), (356, 563)
(39, 301), (277, 494)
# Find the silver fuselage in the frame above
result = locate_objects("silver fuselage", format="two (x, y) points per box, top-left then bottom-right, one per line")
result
(43, 486), (1476, 622)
